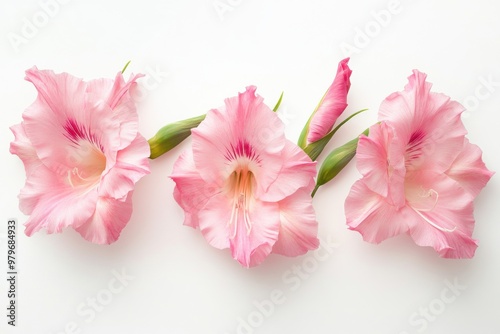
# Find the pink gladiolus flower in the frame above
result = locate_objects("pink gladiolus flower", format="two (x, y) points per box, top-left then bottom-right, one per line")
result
(171, 86), (319, 267)
(345, 70), (493, 258)
(10, 67), (150, 244)
(306, 57), (351, 144)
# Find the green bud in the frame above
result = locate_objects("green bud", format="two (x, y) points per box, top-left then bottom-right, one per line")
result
(301, 109), (367, 161)
(148, 114), (205, 159)
(311, 128), (369, 197)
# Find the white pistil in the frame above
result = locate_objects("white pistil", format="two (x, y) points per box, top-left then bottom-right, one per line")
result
(244, 204), (252, 236)
(67, 166), (101, 189)
(411, 188), (439, 212)
(67, 170), (75, 188)
(67, 167), (87, 188)
(410, 188), (457, 233)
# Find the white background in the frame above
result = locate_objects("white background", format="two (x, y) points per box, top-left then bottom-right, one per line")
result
(1, 0), (499, 333)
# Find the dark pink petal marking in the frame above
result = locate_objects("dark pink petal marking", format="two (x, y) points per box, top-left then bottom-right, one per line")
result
(405, 130), (425, 167)
(63, 118), (103, 151)
(224, 139), (261, 164)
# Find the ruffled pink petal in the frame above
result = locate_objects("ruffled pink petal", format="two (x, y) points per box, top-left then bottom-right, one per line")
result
(106, 72), (143, 110)
(24, 67), (86, 121)
(345, 180), (409, 243)
(87, 72), (143, 151)
(378, 70), (467, 174)
(23, 69), (117, 175)
(24, 68), (142, 178)
(258, 140), (316, 202)
(356, 122), (406, 208)
(446, 138), (494, 197)
(98, 134), (150, 200)
(197, 194), (233, 250)
(272, 189), (319, 256)
(304, 178), (317, 194)
(171, 150), (218, 229)
(74, 195), (133, 245)
(406, 100), (465, 174)
(229, 200), (280, 267)
(10, 123), (42, 176)
(379, 70), (437, 125)
(307, 57), (351, 143)
(404, 172), (477, 258)
(410, 223), (477, 259)
(21, 165), (98, 236)
(192, 86), (286, 194)
(24, 68), (93, 171)
(173, 186), (199, 228)
(198, 194), (280, 267)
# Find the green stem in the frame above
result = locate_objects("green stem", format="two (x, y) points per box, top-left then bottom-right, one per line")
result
(311, 184), (320, 198)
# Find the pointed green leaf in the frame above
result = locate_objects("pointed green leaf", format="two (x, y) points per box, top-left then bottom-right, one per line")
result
(272, 91), (284, 112)
(121, 60), (131, 74)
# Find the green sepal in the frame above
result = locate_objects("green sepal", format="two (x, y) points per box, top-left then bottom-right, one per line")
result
(312, 128), (369, 197)
(297, 90), (329, 149)
(148, 114), (206, 159)
(303, 109), (367, 161)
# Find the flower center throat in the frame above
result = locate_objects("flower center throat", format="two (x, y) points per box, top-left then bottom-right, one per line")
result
(227, 167), (255, 238)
